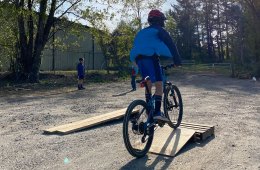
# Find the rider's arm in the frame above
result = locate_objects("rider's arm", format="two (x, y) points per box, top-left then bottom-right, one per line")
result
(157, 27), (182, 66)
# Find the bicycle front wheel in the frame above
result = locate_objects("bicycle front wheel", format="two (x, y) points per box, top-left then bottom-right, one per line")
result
(123, 100), (154, 158)
(163, 84), (183, 129)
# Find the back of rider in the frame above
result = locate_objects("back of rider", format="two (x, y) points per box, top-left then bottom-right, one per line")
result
(130, 25), (173, 62)
(135, 55), (163, 83)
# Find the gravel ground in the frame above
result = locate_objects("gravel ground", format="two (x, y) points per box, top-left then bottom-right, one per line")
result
(0, 73), (259, 170)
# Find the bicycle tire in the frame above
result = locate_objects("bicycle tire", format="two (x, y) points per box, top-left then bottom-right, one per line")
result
(123, 100), (154, 158)
(163, 84), (183, 129)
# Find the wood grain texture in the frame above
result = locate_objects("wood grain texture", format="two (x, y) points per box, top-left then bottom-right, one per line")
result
(149, 126), (195, 157)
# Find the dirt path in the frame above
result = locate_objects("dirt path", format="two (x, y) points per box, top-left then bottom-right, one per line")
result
(0, 73), (259, 170)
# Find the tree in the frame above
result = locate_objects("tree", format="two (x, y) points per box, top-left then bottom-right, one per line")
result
(169, 0), (260, 77)
(0, 2), (18, 71)
(171, 0), (200, 60)
(121, 0), (166, 30)
(110, 21), (137, 68)
(13, 0), (84, 82)
(240, 0), (260, 76)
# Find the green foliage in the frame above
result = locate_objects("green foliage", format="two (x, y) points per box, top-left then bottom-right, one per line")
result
(117, 69), (129, 79)
(165, 14), (177, 40)
(0, 2), (18, 71)
(110, 21), (137, 67)
(170, 0), (201, 60)
(167, 0), (260, 77)
(121, 0), (166, 29)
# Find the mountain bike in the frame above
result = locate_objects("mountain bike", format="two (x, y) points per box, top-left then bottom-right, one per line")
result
(123, 64), (183, 158)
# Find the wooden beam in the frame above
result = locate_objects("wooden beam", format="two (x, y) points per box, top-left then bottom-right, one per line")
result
(44, 108), (139, 135)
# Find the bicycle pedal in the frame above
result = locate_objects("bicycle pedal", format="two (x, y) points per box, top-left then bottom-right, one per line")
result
(158, 122), (165, 127)
(155, 120), (165, 127)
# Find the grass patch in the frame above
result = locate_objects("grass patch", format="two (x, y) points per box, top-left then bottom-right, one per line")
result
(174, 64), (232, 76)
(0, 70), (129, 92)
(0, 65), (233, 93)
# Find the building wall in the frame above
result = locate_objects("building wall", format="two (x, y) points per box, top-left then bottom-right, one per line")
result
(41, 28), (105, 71)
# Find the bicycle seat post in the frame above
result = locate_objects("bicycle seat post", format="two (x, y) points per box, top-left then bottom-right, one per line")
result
(143, 76), (151, 95)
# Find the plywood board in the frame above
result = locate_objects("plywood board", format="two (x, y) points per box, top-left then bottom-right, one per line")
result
(44, 108), (128, 134)
(149, 126), (195, 157)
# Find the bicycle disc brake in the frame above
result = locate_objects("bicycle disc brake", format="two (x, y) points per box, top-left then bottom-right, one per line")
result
(132, 121), (145, 135)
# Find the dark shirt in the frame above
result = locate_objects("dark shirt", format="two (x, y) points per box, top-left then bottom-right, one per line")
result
(77, 63), (85, 77)
(153, 25), (182, 65)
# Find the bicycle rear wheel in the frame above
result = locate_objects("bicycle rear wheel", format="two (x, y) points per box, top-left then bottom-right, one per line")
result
(163, 84), (183, 129)
(123, 100), (154, 158)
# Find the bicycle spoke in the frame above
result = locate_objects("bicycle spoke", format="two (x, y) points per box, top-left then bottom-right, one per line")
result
(123, 100), (154, 157)
(163, 85), (183, 129)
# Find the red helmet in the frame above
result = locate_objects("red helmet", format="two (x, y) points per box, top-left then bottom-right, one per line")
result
(148, 9), (166, 22)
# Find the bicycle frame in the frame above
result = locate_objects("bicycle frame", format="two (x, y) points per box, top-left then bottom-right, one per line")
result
(140, 65), (173, 133)
(123, 64), (181, 157)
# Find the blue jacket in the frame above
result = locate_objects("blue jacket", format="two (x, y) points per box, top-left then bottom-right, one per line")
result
(130, 25), (181, 65)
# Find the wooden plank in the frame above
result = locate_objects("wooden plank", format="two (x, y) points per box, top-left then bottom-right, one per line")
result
(179, 124), (209, 130)
(44, 108), (129, 134)
(170, 121), (215, 132)
(180, 126), (207, 132)
(180, 121), (214, 128)
(149, 126), (195, 157)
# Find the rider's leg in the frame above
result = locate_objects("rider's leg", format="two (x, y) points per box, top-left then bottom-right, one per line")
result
(154, 81), (169, 121)
(154, 81), (163, 96)
(145, 80), (152, 103)
(154, 81), (163, 114)
(78, 79), (83, 89)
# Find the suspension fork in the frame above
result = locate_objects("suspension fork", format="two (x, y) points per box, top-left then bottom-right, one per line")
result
(169, 86), (179, 107)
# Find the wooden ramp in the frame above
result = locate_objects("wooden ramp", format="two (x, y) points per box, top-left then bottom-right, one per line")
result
(178, 122), (215, 141)
(44, 108), (215, 142)
(149, 126), (195, 157)
(44, 108), (128, 135)
(44, 108), (215, 157)
(149, 122), (215, 157)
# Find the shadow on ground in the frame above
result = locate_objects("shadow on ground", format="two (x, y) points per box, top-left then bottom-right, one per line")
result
(120, 135), (215, 170)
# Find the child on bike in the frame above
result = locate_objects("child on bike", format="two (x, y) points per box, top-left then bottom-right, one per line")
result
(77, 58), (85, 90)
(130, 9), (181, 122)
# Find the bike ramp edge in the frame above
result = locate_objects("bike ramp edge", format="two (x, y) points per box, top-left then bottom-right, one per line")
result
(149, 126), (195, 157)
(43, 108), (140, 135)
(43, 108), (128, 135)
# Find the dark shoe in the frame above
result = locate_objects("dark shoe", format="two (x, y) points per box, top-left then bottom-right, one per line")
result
(78, 87), (85, 90)
(154, 112), (169, 122)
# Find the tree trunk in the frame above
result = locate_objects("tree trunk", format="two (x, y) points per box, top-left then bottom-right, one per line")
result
(14, 0), (57, 82)
(216, 35), (221, 62)
(224, 1), (230, 60)
(217, 2), (224, 62)
(16, 0), (31, 79)
(205, 1), (213, 61)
